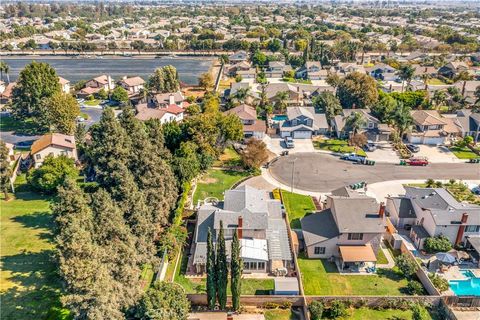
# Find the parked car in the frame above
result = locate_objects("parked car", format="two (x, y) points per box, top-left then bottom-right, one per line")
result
(406, 144), (420, 153)
(472, 185), (480, 195)
(16, 140), (34, 147)
(340, 153), (366, 163)
(76, 116), (86, 123)
(284, 137), (294, 149)
(363, 142), (376, 152)
(407, 157), (429, 166)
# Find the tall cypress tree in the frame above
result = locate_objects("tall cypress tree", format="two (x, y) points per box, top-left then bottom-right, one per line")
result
(206, 228), (216, 310)
(231, 229), (242, 311)
(216, 221), (227, 310)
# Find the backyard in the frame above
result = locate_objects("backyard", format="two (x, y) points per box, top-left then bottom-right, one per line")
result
(313, 138), (367, 157)
(338, 307), (438, 320)
(297, 255), (410, 296)
(193, 169), (250, 204)
(281, 190), (316, 229)
(212, 147), (242, 168)
(0, 181), (70, 319)
(264, 308), (299, 320)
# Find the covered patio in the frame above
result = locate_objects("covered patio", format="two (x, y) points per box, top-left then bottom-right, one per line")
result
(338, 245), (377, 273)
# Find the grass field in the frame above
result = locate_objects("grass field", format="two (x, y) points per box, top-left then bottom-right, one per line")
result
(313, 139), (367, 157)
(193, 169), (250, 203)
(264, 309), (299, 320)
(0, 189), (70, 319)
(213, 147), (242, 168)
(297, 255), (409, 296)
(449, 146), (479, 159)
(0, 114), (36, 134)
(281, 190), (316, 229)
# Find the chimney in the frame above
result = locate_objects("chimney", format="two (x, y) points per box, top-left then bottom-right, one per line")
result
(238, 216), (243, 239)
(379, 202), (385, 218)
(454, 213), (469, 246)
(169, 94), (175, 105)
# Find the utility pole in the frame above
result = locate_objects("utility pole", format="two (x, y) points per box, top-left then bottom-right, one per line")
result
(291, 157), (297, 193)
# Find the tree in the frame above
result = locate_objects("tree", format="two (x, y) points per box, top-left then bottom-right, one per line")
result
(312, 92), (342, 129)
(267, 38), (282, 52)
(398, 64), (415, 92)
(240, 138), (268, 169)
(131, 40), (146, 54)
(407, 280), (424, 295)
(251, 50), (267, 67)
(325, 72), (341, 88)
(433, 90), (447, 107)
(172, 141), (201, 184)
(198, 72), (214, 91)
(206, 228), (216, 310)
(215, 220), (227, 310)
(12, 61), (61, 130)
(424, 235), (452, 253)
(345, 111), (366, 135)
(148, 65), (180, 93)
(391, 102), (413, 139)
(428, 273), (449, 293)
(231, 230), (242, 311)
(309, 300), (324, 320)
(394, 253), (418, 279)
(97, 88), (108, 100)
(337, 72), (378, 109)
(412, 304), (430, 320)
(44, 92), (80, 135)
(0, 61), (10, 83)
(350, 133), (368, 152)
(274, 91), (289, 113)
(28, 155), (78, 194)
(135, 282), (190, 320)
(111, 86), (129, 104)
(0, 141), (12, 199)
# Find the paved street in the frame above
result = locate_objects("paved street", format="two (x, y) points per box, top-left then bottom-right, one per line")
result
(269, 153), (480, 192)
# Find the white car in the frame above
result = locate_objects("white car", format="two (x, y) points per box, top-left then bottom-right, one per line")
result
(76, 116), (86, 123)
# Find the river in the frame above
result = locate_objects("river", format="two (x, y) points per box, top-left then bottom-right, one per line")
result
(1, 56), (215, 85)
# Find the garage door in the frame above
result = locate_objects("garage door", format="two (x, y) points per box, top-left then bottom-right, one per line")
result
(293, 130), (312, 139)
(423, 137), (445, 145)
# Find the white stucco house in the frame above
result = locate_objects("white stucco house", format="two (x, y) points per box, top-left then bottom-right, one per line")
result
(30, 133), (78, 168)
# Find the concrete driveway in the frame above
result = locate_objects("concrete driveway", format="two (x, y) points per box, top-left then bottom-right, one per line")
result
(415, 145), (463, 163)
(263, 136), (314, 155)
(365, 142), (400, 163)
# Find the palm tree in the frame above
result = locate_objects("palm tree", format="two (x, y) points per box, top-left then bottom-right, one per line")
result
(391, 102), (413, 140)
(398, 64), (415, 92)
(345, 111), (366, 135)
(421, 73), (431, 91)
(313, 92), (342, 131)
(231, 87), (250, 106)
(433, 90), (447, 108)
(274, 91), (289, 113)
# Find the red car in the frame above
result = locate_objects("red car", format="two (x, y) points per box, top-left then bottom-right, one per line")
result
(407, 157), (429, 166)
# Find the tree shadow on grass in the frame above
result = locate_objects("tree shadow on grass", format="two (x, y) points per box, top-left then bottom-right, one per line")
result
(376, 268), (404, 281)
(12, 211), (55, 243)
(0, 251), (63, 320)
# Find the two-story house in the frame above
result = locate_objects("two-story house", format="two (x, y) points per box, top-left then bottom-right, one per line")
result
(135, 91), (185, 123)
(279, 106), (328, 139)
(438, 61), (469, 79)
(30, 133), (78, 168)
(191, 186), (293, 275)
(301, 187), (386, 271)
(224, 104), (266, 139)
(368, 63), (398, 81)
(78, 75), (115, 97)
(296, 61), (328, 80)
(58, 76), (70, 93)
(228, 50), (249, 64)
(407, 110), (456, 145)
(453, 109), (480, 143)
(118, 76), (145, 95)
(265, 61), (293, 78)
(386, 187), (480, 250)
(331, 109), (390, 141)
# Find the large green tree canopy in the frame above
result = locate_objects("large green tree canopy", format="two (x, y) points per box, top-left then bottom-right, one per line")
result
(337, 71), (379, 109)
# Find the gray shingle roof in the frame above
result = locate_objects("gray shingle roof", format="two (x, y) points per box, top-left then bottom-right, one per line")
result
(330, 196), (385, 234)
(301, 209), (339, 247)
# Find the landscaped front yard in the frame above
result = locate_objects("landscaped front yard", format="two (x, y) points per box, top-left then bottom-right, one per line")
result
(449, 146), (479, 159)
(193, 169), (250, 204)
(297, 255), (409, 296)
(1, 186), (69, 319)
(280, 190), (315, 229)
(313, 138), (367, 157)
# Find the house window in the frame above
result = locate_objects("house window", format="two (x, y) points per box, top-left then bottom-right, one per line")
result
(314, 247), (325, 255)
(348, 233), (363, 240)
(368, 122), (374, 129)
(466, 225), (480, 233)
(257, 262), (265, 270)
(35, 154), (41, 160)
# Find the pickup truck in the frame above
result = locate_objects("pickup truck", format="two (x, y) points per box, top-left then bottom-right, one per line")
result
(407, 157), (429, 166)
(340, 153), (366, 163)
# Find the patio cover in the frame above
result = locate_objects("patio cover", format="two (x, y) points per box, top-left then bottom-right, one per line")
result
(339, 245), (377, 262)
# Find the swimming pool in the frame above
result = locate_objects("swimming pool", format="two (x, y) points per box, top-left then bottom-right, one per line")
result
(272, 115), (288, 121)
(448, 270), (480, 296)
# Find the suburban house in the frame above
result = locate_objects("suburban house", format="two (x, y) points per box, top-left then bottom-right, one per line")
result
(117, 76), (145, 95)
(407, 110), (460, 145)
(386, 187), (480, 250)
(224, 104), (266, 139)
(30, 133), (78, 168)
(191, 186), (293, 275)
(228, 51), (249, 64)
(265, 61), (292, 78)
(224, 61), (252, 77)
(301, 187), (386, 271)
(0, 82), (16, 105)
(296, 61), (328, 80)
(58, 76), (70, 93)
(452, 109), (480, 142)
(147, 91), (186, 108)
(368, 63), (398, 81)
(279, 106), (328, 139)
(453, 80), (480, 103)
(336, 63), (366, 75)
(438, 61), (469, 78)
(78, 75), (115, 97)
(331, 109), (390, 141)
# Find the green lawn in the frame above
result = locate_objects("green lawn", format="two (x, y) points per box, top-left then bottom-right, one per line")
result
(450, 146), (479, 159)
(376, 248), (388, 264)
(193, 169), (250, 203)
(79, 112), (89, 120)
(140, 264), (154, 291)
(281, 190), (316, 229)
(213, 147), (242, 168)
(339, 307), (435, 320)
(0, 114), (36, 134)
(83, 99), (101, 106)
(297, 256), (409, 296)
(427, 78), (445, 85)
(264, 309), (299, 320)
(313, 139), (367, 157)
(1, 190), (70, 319)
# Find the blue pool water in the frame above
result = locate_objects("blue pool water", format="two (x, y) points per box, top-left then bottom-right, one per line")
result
(272, 115), (288, 121)
(449, 270), (480, 296)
